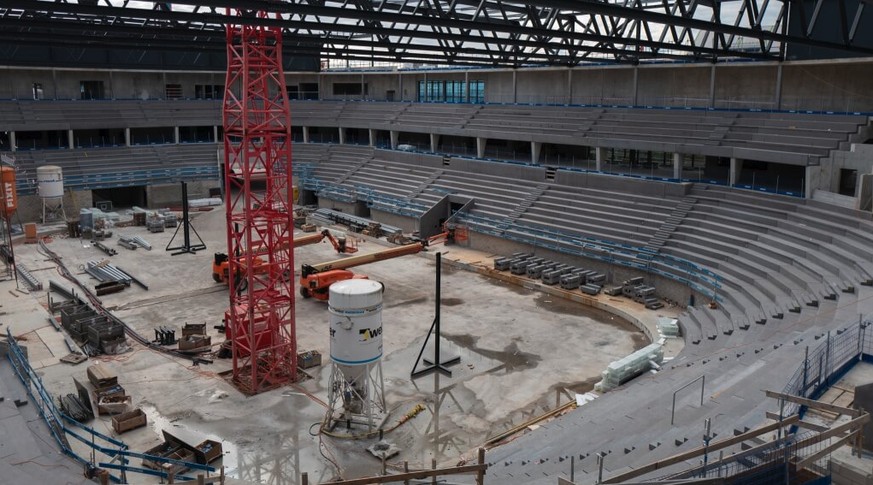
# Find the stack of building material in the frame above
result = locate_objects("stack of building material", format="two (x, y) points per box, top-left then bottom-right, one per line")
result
(178, 323), (211, 353)
(595, 342), (664, 392)
(87, 364), (131, 415)
(657, 317), (681, 337)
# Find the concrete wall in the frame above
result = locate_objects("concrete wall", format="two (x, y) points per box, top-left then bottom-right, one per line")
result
(781, 61), (873, 112)
(555, 170), (692, 198)
(7, 58), (873, 110)
(15, 190), (92, 223)
(449, 157), (546, 182)
(146, 180), (217, 208)
(317, 199), (357, 214)
(516, 70), (568, 104)
(368, 209), (418, 233)
(570, 66), (635, 105)
(816, 144), (873, 195)
(638, 66), (711, 108)
(713, 64), (778, 110)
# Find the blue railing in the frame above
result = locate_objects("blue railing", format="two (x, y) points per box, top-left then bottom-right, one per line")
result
(15, 165), (219, 195)
(5, 328), (215, 482)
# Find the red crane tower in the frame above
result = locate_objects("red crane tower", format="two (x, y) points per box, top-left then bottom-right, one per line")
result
(223, 9), (297, 394)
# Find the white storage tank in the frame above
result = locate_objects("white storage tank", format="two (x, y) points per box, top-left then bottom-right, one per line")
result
(36, 165), (64, 199)
(328, 279), (384, 367)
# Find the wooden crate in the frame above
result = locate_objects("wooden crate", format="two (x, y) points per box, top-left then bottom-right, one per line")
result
(112, 408), (147, 434)
(87, 363), (118, 388)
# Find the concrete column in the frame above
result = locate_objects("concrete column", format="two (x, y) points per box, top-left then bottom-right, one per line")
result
(390, 130), (399, 149)
(68, 129), (75, 149)
(124, 128), (131, 147)
(673, 152), (682, 180)
(465, 71), (470, 103)
(174, 126), (180, 144)
(567, 68), (573, 104)
(805, 165), (819, 199)
(423, 72), (427, 101)
(212, 126), (218, 143)
(729, 157), (742, 186)
(108, 71), (114, 99)
(775, 63), (784, 110)
(338, 127), (346, 145)
(595, 146), (604, 171)
(318, 73), (323, 101)
(360, 74), (365, 100)
(369, 129), (376, 147)
(8, 131), (15, 152)
(632, 66), (639, 106)
(398, 73), (402, 101)
(709, 65), (716, 108)
(476, 137), (486, 158)
(302, 126), (310, 144)
(430, 133), (440, 152)
(52, 69), (58, 99)
(512, 70), (518, 104)
(531, 141), (542, 164)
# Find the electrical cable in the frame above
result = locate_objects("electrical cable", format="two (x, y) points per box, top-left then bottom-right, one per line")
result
(38, 240), (197, 361)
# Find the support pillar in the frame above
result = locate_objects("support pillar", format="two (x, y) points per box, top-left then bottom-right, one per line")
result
(476, 137), (486, 158)
(632, 66), (639, 106)
(673, 153), (682, 180)
(430, 133), (440, 153)
(212, 126), (218, 144)
(369, 129), (376, 147)
(124, 128), (131, 147)
(390, 130), (399, 149)
(567, 68), (573, 104)
(729, 158), (742, 186)
(338, 127), (346, 145)
(709, 65), (716, 109)
(302, 126), (310, 144)
(8, 131), (15, 152)
(531, 141), (542, 164)
(465, 71), (470, 103)
(174, 126), (180, 144)
(595, 146), (604, 171)
(512, 70), (518, 104)
(68, 129), (75, 149)
(775, 63), (784, 110)
(804, 165), (818, 199)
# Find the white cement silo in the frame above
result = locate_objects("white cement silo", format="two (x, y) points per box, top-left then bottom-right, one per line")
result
(36, 165), (66, 222)
(323, 279), (386, 434)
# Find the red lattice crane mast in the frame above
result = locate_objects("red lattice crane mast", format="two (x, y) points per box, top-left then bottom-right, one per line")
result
(223, 9), (297, 394)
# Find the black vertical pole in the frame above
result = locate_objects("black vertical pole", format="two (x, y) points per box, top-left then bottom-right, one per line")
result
(181, 181), (190, 249)
(434, 252), (441, 368)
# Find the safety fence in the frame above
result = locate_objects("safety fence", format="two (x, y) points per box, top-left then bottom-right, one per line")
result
(4, 327), (216, 483)
(780, 319), (872, 416)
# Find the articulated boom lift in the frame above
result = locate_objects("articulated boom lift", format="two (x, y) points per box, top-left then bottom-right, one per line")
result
(299, 230), (452, 300)
(213, 229), (356, 285)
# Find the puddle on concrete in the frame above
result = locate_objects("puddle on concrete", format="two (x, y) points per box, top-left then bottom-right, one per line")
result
(534, 293), (648, 351)
(441, 297), (464, 306)
(442, 333), (541, 371)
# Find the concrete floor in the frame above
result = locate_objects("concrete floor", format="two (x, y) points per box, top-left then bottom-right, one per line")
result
(1, 205), (681, 484)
